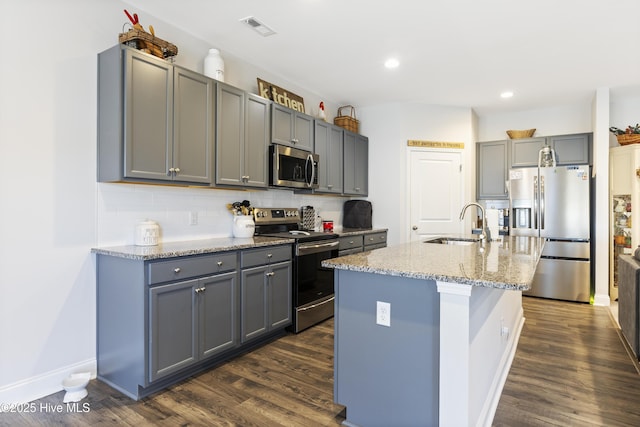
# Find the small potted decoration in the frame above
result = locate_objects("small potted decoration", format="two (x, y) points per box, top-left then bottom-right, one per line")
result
(609, 124), (640, 145)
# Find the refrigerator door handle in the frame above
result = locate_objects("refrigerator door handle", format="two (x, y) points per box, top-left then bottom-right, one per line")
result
(533, 176), (538, 229)
(540, 175), (545, 230)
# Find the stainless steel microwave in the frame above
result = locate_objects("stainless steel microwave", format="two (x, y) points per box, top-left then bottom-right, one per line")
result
(270, 144), (319, 189)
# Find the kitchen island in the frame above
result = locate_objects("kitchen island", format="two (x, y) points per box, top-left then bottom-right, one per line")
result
(322, 235), (544, 427)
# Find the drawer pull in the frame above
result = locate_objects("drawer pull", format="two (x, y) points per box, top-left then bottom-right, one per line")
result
(217, 261), (223, 266)
(173, 267), (181, 274)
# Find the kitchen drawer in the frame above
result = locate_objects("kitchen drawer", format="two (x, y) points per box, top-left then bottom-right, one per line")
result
(147, 252), (237, 285)
(364, 243), (386, 251)
(241, 245), (292, 269)
(364, 232), (387, 247)
(339, 235), (364, 251)
(339, 248), (362, 256)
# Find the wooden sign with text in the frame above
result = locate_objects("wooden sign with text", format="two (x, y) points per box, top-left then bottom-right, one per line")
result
(257, 78), (305, 113)
(407, 140), (465, 149)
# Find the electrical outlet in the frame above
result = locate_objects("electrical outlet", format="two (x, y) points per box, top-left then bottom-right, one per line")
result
(189, 211), (198, 226)
(376, 301), (391, 327)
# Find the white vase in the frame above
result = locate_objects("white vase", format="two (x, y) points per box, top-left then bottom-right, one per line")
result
(204, 48), (225, 82)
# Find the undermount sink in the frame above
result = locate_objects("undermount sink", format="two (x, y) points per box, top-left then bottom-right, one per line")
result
(424, 237), (477, 246)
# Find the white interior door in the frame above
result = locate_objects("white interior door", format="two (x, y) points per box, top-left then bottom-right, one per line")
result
(408, 149), (463, 241)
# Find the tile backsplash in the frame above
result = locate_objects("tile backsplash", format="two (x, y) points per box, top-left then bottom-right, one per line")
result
(97, 183), (346, 246)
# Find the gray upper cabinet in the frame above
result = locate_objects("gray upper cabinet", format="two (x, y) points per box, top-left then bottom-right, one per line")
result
(98, 45), (214, 184)
(477, 140), (509, 200)
(314, 121), (344, 194)
(243, 94), (271, 187)
(343, 131), (368, 196)
(173, 66), (215, 183)
(548, 133), (591, 165)
(215, 85), (270, 188)
(215, 83), (245, 186)
(271, 104), (314, 151)
(510, 137), (546, 168)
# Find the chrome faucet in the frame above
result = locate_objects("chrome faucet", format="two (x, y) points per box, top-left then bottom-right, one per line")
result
(459, 202), (491, 242)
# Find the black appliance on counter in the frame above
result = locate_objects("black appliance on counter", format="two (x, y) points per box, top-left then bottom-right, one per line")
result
(253, 207), (338, 333)
(343, 200), (372, 229)
(269, 145), (319, 190)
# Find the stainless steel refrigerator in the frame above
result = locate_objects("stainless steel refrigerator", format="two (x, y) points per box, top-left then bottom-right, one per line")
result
(509, 165), (591, 302)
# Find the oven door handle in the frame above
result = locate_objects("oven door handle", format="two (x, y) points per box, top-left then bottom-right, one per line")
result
(296, 240), (339, 256)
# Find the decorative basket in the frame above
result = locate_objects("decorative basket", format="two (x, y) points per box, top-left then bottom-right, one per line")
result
(334, 105), (359, 133)
(506, 129), (536, 139)
(119, 28), (178, 59)
(616, 134), (640, 146)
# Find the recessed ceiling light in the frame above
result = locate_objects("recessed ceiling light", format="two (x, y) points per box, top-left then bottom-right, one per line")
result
(239, 16), (276, 37)
(384, 58), (400, 69)
(500, 91), (514, 99)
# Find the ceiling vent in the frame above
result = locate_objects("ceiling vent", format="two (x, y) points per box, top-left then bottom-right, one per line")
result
(239, 16), (276, 37)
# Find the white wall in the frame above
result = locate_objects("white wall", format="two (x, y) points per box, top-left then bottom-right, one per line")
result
(0, 0), (346, 404)
(477, 103), (593, 141)
(360, 103), (475, 246)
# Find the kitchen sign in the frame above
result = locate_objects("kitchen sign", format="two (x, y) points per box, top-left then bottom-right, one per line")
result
(407, 140), (465, 149)
(257, 78), (305, 113)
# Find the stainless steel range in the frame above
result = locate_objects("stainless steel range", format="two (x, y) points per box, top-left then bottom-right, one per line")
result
(253, 207), (339, 333)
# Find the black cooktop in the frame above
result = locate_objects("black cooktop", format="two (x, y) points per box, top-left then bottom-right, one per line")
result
(258, 230), (338, 242)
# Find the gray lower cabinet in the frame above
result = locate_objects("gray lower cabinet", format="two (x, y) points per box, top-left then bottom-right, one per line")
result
(98, 45), (214, 184)
(215, 84), (270, 187)
(477, 140), (509, 199)
(271, 104), (314, 151)
(149, 271), (237, 382)
(240, 246), (292, 342)
(96, 244), (291, 400)
(343, 131), (369, 196)
(314, 121), (344, 194)
(364, 231), (387, 250)
(338, 231), (387, 255)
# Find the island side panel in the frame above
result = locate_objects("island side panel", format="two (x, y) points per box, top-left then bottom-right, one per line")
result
(469, 286), (524, 426)
(334, 269), (440, 427)
(437, 282), (524, 427)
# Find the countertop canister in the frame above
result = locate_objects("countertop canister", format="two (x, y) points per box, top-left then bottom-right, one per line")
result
(135, 220), (160, 246)
(232, 215), (255, 238)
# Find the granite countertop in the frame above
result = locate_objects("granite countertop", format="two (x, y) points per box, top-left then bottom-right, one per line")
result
(334, 227), (388, 236)
(91, 236), (293, 261)
(322, 235), (545, 290)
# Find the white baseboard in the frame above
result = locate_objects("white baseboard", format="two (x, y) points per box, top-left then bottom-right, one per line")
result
(0, 358), (97, 406)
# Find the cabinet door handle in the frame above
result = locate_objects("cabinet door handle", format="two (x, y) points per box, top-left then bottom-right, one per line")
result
(195, 286), (206, 293)
(174, 168), (180, 174)
(328, 184), (333, 189)
(168, 168), (175, 176)
(217, 261), (223, 266)
(267, 253), (273, 258)
(266, 272), (275, 277)
(173, 267), (181, 274)
(355, 187), (361, 192)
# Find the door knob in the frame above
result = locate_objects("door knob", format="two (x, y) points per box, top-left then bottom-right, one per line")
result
(412, 226), (418, 230)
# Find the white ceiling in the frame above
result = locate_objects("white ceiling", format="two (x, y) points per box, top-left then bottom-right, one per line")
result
(125, 0), (640, 114)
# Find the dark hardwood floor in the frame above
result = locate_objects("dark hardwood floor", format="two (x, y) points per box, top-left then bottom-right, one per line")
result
(3, 297), (640, 426)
